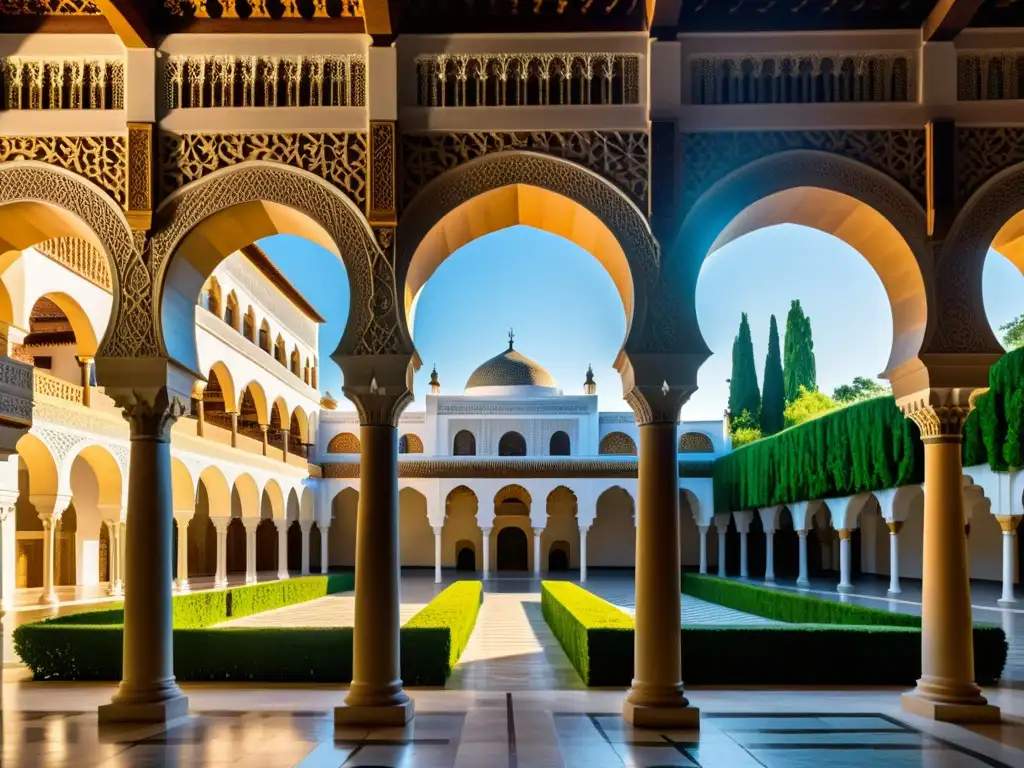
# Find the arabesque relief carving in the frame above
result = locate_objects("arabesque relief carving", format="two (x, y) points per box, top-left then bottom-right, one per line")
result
(957, 128), (1024, 204)
(33, 237), (113, 290)
(401, 131), (649, 211)
(159, 132), (367, 206)
(681, 130), (926, 212)
(0, 135), (126, 206)
(163, 0), (363, 18)
(0, 0), (99, 14)
(2, 58), (123, 110)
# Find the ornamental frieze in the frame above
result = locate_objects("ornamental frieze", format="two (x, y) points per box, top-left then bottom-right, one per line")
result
(400, 131), (649, 211)
(322, 457), (714, 479)
(2, 58), (123, 110)
(956, 128), (1024, 205)
(438, 402), (591, 416)
(163, 0), (363, 19)
(0, 135), (127, 207)
(681, 130), (926, 213)
(158, 131), (368, 205)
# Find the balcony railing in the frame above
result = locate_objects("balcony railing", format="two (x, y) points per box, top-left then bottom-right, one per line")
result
(32, 369), (83, 405)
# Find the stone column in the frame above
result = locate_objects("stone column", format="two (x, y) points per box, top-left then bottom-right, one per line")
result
(622, 381), (698, 729)
(697, 525), (708, 574)
(281, 428), (290, 460)
(739, 529), (748, 578)
(433, 525), (443, 584)
(173, 512), (191, 593)
(481, 526), (491, 577)
(230, 412), (238, 448)
(837, 529), (853, 593)
(260, 425), (269, 456)
(888, 521), (903, 597)
(901, 397), (1000, 722)
(193, 381), (206, 437)
(276, 519), (289, 581)
(33, 495), (71, 606)
(579, 524), (589, 582)
(300, 520), (312, 575)
(335, 381), (413, 727)
(319, 521), (329, 574)
(243, 519), (258, 584)
(797, 530), (810, 587)
(98, 385), (190, 724)
(211, 516), (230, 589)
(733, 511), (752, 579)
(533, 527), (544, 575)
(764, 531), (775, 585)
(713, 514), (729, 577)
(103, 517), (123, 596)
(998, 517), (1020, 606)
(78, 355), (94, 407)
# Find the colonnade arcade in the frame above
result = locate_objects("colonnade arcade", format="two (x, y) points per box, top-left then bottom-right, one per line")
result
(0, 106), (1017, 729)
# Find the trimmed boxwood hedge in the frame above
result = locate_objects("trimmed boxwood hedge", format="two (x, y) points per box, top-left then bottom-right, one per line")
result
(15, 577), (483, 686)
(541, 581), (1007, 687)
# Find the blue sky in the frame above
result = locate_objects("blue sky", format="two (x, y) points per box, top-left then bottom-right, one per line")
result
(263, 227), (1024, 420)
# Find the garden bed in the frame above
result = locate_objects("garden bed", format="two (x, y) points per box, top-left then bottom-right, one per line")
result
(542, 581), (1007, 687)
(14, 577), (483, 686)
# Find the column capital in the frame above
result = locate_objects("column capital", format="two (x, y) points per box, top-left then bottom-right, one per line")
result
(299, 519), (314, 532)
(173, 509), (194, 523)
(335, 354), (414, 427)
(618, 353), (700, 425)
(898, 386), (977, 443)
(96, 357), (196, 440)
(997, 515), (1022, 533)
(241, 517), (261, 532)
(32, 493), (72, 521)
(888, 521), (905, 535)
(432, 525), (443, 535)
(797, 528), (809, 538)
(838, 528), (852, 541)
(274, 517), (290, 531)
(210, 515), (233, 532)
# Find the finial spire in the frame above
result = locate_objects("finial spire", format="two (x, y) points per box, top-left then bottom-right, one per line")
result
(508, 328), (515, 350)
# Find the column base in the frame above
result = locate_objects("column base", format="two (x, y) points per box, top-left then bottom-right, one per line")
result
(38, 591), (58, 606)
(998, 597), (1017, 606)
(887, 589), (901, 598)
(796, 579), (810, 588)
(245, 574), (257, 585)
(276, 572), (289, 582)
(622, 700), (700, 729)
(335, 699), (414, 727)
(175, 580), (190, 594)
(837, 584), (854, 594)
(763, 579), (776, 587)
(99, 694), (189, 725)
(901, 693), (1000, 723)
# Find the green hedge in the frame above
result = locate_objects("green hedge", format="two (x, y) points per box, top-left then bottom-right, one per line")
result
(541, 581), (1007, 687)
(15, 578), (483, 686)
(402, 581), (483, 684)
(682, 574), (920, 626)
(713, 395), (922, 513)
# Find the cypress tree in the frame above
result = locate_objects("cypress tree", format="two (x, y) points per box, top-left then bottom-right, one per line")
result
(728, 313), (761, 428)
(783, 300), (818, 401)
(760, 314), (785, 436)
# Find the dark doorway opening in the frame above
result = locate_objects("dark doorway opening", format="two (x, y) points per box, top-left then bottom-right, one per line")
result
(497, 526), (529, 571)
(548, 542), (569, 571)
(456, 541), (476, 571)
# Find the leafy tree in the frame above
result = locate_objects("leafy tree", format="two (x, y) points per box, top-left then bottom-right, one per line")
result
(833, 376), (889, 404)
(730, 409), (762, 448)
(728, 313), (760, 428)
(999, 314), (1024, 350)
(783, 300), (817, 402)
(760, 314), (785, 436)
(784, 386), (838, 428)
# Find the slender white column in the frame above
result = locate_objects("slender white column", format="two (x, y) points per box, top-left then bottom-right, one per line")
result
(838, 529), (853, 594)
(888, 521), (903, 597)
(797, 530), (810, 587)
(104, 517), (124, 596)
(242, 520), (258, 584)
(739, 532), (748, 579)
(300, 521), (312, 575)
(433, 525), (443, 584)
(319, 522), (329, 574)
(173, 512), (191, 593)
(35, 495), (70, 606)
(764, 531), (775, 585)
(697, 525), (708, 574)
(276, 520), (289, 580)
(579, 525), (589, 582)
(533, 527), (544, 575)
(211, 516), (230, 588)
(481, 527), (491, 577)
(0, 499), (12, 617)
(717, 530), (726, 576)
(998, 517), (1020, 605)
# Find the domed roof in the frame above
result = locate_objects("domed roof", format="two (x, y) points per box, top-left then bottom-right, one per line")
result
(465, 332), (558, 394)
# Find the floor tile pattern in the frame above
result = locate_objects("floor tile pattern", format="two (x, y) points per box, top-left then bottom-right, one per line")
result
(2, 705), (1015, 767)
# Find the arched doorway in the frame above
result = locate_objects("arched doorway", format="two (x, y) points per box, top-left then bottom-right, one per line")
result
(548, 541), (570, 571)
(456, 541), (476, 571)
(499, 431), (527, 456)
(497, 527), (528, 571)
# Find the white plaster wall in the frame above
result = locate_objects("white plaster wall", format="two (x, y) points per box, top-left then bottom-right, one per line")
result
(329, 488), (358, 566)
(399, 488), (434, 567)
(26, 342), (82, 384)
(589, 487), (636, 567)
(541, 487), (579, 569)
(441, 491), (482, 568)
(69, 457), (102, 586)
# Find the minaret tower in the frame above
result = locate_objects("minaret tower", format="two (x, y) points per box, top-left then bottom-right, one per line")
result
(429, 365), (441, 395)
(583, 364), (597, 395)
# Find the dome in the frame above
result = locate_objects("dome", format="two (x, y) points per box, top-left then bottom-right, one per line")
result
(465, 333), (559, 396)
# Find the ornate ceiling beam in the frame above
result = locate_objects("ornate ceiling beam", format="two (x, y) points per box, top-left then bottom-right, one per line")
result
(922, 0), (985, 42)
(362, 0), (404, 41)
(93, 0), (154, 48)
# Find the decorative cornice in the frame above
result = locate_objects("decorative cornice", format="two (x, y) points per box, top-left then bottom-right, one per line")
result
(322, 457), (713, 479)
(438, 402), (590, 415)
